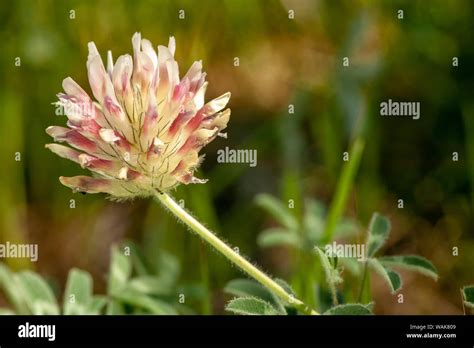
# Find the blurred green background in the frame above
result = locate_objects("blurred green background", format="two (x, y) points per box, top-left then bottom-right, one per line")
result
(0, 0), (473, 314)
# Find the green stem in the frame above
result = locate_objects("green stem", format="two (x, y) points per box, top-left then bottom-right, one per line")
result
(323, 138), (365, 243)
(155, 191), (318, 315)
(305, 253), (318, 309)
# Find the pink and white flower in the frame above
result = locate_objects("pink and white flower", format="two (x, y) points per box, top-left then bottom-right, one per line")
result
(46, 33), (231, 199)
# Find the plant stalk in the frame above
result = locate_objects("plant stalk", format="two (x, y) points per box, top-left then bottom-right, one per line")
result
(155, 191), (318, 315)
(323, 138), (365, 243)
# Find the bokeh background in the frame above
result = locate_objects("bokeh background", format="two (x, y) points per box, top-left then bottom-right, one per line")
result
(0, 0), (473, 314)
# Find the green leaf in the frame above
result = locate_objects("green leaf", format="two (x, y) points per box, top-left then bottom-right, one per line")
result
(224, 278), (292, 314)
(176, 284), (206, 301)
(368, 258), (402, 294)
(366, 213), (391, 257)
(255, 194), (299, 231)
(315, 247), (343, 286)
(106, 299), (124, 315)
(87, 296), (107, 314)
(274, 278), (296, 297)
(129, 276), (173, 296)
(462, 286), (474, 308)
(365, 302), (375, 311)
(379, 255), (438, 281)
(0, 263), (28, 314)
(224, 279), (275, 303)
(125, 240), (151, 276)
(15, 271), (59, 315)
(113, 287), (178, 315)
(257, 228), (301, 249)
(303, 199), (325, 242)
(108, 245), (132, 295)
(315, 247), (342, 305)
(338, 257), (362, 276)
(271, 278), (296, 314)
(154, 251), (180, 289)
(324, 303), (373, 315)
(334, 219), (359, 239)
(63, 268), (93, 315)
(225, 297), (280, 315)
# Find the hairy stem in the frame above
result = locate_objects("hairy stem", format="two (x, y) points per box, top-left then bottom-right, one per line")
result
(155, 191), (318, 315)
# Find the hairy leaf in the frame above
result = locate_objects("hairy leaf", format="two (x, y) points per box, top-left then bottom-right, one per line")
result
(316, 247), (342, 305)
(15, 271), (59, 315)
(257, 228), (301, 248)
(379, 255), (438, 281)
(224, 279), (275, 303)
(324, 303), (373, 315)
(369, 258), (402, 294)
(113, 287), (178, 315)
(338, 257), (362, 276)
(226, 297), (280, 315)
(315, 247), (342, 287)
(366, 213), (390, 257)
(108, 245), (132, 295)
(225, 278), (293, 314)
(0, 263), (28, 314)
(129, 276), (173, 296)
(63, 268), (93, 315)
(154, 251), (181, 289)
(274, 278), (296, 297)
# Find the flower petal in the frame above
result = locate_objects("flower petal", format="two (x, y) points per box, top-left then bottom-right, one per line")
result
(59, 175), (134, 197)
(46, 126), (118, 159)
(62, 77), (91, 102)
(45, 143), (81, 163)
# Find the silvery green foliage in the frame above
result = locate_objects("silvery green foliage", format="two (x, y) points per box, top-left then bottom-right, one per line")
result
(226, 297), (280, 315)
(0, 264), (102, 315)
(379, 255), (438, 281)
(256, 194), (358, 251)
(0, 242), (199, 315)
(252, 195), (440, 315)
(365, 213), (438, 295)
(323, 303), (373, 315)
(315, 247), (343, 305)
(224, 277), (374, 316)
(366, 213), (391, 257)
(224, 278), (294, 315)
(63, 269), (105, 315)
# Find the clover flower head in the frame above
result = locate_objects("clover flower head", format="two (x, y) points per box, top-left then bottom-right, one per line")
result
(46, 33), (231, 199)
